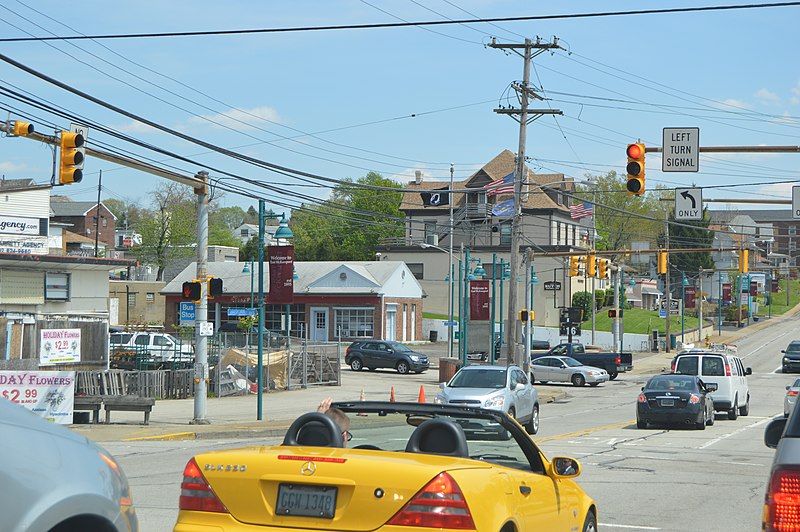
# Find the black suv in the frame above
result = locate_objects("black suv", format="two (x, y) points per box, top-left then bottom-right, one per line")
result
(783, 341), (800, 373)
(345, 340), (429, 374)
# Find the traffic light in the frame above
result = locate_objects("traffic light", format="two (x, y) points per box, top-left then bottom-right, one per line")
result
(597, 258), (610, 279)
(608, 308), (624, 318)
(657, 249), (668, 275)
(208, 278), (223, 297)
(739, 249), (749, 273)
(59, 131), (85, 185)
(11, 120), (33, 136)
(569, 256), (581, 277)
(182, 281), (202, 301)
(587, 252), (597, 277)
(518, 309), (533, 321)
(626, 142), (645, 195)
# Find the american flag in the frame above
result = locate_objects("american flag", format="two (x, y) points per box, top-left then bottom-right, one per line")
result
(484, 171), (515, 197)
(569, 201), (594, 219)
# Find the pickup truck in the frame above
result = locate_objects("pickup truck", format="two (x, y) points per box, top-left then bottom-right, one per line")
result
(533, 343), (633, 380)
(110, 332), (194, 365)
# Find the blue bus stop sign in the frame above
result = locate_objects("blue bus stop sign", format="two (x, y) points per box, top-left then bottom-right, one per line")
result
(179, 302), (196, 326)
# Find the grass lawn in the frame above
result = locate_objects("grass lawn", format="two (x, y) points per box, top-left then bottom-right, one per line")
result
(588, 307), (698, 335)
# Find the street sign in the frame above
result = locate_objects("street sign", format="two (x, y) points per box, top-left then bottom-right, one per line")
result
(559, 323), (581, 337)
(228, 307), (258, 317)
(675, 187), (702, 220)
(179, 302), (196, 326)
(543, 281), (562, 291)
(199, 322), (214, 336)
(662, 127), (699, 172)
(443, 321), (458, 327)
(793, 186), (800, 219)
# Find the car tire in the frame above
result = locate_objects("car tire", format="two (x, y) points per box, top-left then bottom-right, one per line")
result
(636, 419), (647, 429)
(526, 404), (540, 434)
(739, 395), (750, 416)
(571, 374), (586, 387)
(396, 361), (410, 374)
(609, 372), (618, 380)
(706, 408), (715, 426)
(589, 382), (600, 387)
(507, 407), (516, 420)
(695, 410), (706, 430)
(728, 396), (739, 420)
(582, 510), (598, 532)
(350, 358), (363, 371)
(367, 367), (376, 371)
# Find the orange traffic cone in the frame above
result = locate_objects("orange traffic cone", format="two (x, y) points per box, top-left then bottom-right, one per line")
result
(418, 385), (426, 403)
(389, 386), (396, 402)
(357, 389), (367, 416)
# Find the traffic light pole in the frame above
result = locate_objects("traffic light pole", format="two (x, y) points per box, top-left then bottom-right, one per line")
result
(192, 171), (210, 425)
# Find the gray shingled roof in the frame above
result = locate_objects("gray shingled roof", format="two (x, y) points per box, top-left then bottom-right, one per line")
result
(50, 200), (117, 220)
(161, 261), (410, 296)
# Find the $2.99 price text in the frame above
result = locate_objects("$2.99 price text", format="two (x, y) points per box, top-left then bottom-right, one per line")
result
(2, 388), (38, 403)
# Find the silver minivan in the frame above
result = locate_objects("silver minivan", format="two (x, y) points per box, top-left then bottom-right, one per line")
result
(674, 349), (751, 420)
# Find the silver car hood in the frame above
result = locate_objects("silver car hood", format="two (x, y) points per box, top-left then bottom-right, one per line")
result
(0, 399), (94, 448)
(442, 387), (505, 400)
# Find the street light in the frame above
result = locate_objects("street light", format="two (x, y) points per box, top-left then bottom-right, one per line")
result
(242, 258), (254, 307)
(257, 201), (294, 421)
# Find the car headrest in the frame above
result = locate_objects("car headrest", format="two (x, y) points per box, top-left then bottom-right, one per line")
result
(405, 418), (469, 458)
(282, 412), (344, 447)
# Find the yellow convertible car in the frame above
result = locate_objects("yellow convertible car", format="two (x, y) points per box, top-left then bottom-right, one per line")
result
(174, 401), (597, 531)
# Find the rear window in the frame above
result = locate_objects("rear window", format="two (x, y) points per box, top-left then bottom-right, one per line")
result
(110, 333), (132, 345)
(675, 356), (698, 375)
(701, 356), (726, 376)
(675, 355), (725, 376)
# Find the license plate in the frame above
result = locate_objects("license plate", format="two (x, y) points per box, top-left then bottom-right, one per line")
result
(660, 399), (675, 407)
(276, 484), (337, 518)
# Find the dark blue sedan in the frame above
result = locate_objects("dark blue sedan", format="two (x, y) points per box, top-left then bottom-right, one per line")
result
(637, 374), (717, 430)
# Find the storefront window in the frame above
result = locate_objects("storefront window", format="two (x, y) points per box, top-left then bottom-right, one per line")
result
(334, 308), (375, 337)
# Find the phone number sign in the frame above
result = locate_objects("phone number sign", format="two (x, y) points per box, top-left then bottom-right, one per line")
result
(40, 329), (81, 365)
(0, 371), (75, 424)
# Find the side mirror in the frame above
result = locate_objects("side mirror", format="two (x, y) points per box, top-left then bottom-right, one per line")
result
(550, 456), (581, 478)
(745, 367), (752, 376)
(641, 386), (645, 391)
(439, 382), (446, 390)
(782, 350), (787, 354)
(765, 417), (788, 449)
(787, 385), (791, 391)
(560, 364), (567, 369)
(706, 383), (718, 392)
(514, 383), (525, 391)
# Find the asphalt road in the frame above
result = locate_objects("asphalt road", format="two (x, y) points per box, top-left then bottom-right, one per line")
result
(104, 318), (797, 531)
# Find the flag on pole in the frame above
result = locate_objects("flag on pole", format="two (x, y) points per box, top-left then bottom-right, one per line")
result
(484, 171), (514, 197)
(569, 201), (594, 219)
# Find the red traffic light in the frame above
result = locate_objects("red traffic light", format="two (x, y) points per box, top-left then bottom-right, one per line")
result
(182, 281), (202, 301)
(626, 143), (644, 159)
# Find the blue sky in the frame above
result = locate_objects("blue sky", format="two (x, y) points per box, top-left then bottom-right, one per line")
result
(1, 1), (799, 216)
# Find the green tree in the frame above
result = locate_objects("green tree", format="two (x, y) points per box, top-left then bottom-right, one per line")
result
(663, 208), (715, 287)
(103, 198), (144, 229)
(575, 171), (662, 261)
(214, 206), (247, 232)
(572, 291), (593, 321)
(292, 172), (404, 261)
(131, 184), (196, 280)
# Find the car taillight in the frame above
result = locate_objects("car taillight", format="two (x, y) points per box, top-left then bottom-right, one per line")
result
(725, 362), (731, 377)
(615, 356), (621, 365)
(764, 467), (800, 531)
(346, 347), (351, 355)
(179, 458), (228, 513)
(790, 390), (800, 397)
(388, 472), (475, 529)
(637, 393), (647, 403)
(689, 394), (700, 404)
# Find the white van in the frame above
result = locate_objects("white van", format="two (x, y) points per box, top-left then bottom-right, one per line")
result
(673, 349), (751, 420)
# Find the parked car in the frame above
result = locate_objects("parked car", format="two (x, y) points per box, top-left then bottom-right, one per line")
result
(345, 340), (429, 374)
(636, 374), (717, 430)
(673, 349), (751, 419)
(110, 331), (194, 363)
(782, 341), (800, 373)
(539, 343), (633, 379)
(0, 398), (138, 532)
(763, 411), (800, 530)
(434, 364), (539, 434)
(786, 378), (800, 417)
(174, 402), (597, 531)
(531, 355), (610, 387)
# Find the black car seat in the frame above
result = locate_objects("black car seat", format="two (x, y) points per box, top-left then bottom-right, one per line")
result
(282, 412), (344, 447)
(405, 418), (469, 458)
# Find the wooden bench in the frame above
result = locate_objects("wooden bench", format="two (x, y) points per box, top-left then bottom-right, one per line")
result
(102, 395), (156, 425)
(73, 395), (103, 424)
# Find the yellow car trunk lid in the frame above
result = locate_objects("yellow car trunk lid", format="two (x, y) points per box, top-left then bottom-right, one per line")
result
(196, 446), (486, 530)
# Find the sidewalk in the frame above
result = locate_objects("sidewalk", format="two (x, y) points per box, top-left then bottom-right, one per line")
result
(72, 363), (568, 443)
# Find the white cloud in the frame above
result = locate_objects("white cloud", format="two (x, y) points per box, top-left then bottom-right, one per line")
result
(187, 106), (281, 131)
(115, 120), (161, 135)
(0, 162), (27, 173)
(713, 98), (750, 111)
(754, 88), (780, 105)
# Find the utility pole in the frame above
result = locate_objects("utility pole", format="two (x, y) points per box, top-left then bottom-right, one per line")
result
(448, 163), (455, 360)
(613, 264), (621, 350)
(192, 171), (210, 425)
(489, 37), (562, 366)
(665, 210), (671, 353)
(94, 169), (102, 258)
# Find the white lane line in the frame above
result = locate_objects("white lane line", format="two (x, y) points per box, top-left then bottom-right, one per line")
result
(600, 523), (660, 530)
(698, 417), (772, 449)
(741, 330), (789, 360)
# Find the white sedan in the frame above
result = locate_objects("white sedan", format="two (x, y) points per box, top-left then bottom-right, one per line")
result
(531, 355), (610, 387)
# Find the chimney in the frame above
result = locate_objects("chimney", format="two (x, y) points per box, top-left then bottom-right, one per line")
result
(414, 170), (422, 185)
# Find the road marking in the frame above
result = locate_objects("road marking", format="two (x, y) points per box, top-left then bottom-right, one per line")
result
(600, 523), (660, 530)
(698, 417), (772, 449)
(741, 330), (788, 360)
(535, 420), (633, 444)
